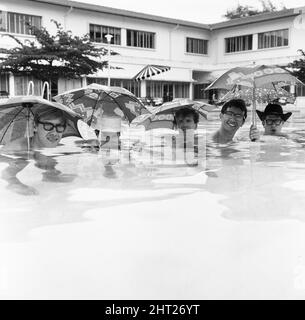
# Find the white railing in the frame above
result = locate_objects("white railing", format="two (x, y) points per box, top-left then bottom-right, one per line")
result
(42, 81), (50, 100)
(26, 81), (35, 96)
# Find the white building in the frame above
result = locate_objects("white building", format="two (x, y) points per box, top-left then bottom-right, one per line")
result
(0, 0), (305, 101)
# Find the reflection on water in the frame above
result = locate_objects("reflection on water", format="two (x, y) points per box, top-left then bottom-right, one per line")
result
(2, 117), (305, 241)
(0, 150), (78, 196)
(0, 133), (207, 241)
(205, 120), (305, 222)
(2, 117), (305, 300)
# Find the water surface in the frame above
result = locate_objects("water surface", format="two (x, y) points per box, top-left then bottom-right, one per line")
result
(1, 115), (305, 299)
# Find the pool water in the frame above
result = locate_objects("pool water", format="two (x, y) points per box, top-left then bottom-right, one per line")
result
(1, 115), (305, 299)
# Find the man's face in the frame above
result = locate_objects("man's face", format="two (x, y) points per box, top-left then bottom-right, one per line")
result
(34, 117), (66, 148)
(176, 114), (197, 131)
(220, 106), (245, 132)
(263, 115), (284, 135)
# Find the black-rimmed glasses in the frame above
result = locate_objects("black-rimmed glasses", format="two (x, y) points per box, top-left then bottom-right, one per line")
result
(223, 111), (244, 121)
(37, 121), (66, 133)
(265, 119), (283, 126)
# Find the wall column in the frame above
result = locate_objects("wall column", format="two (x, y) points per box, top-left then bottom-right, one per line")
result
(253, 33), (258, 50)
(189, 82), (194, 100)
(82, 76), (87, 87)
(140, 80), (146, 98)
(189, 69), (194, 100)
(121, 28), (127, 46)
(9, 73), (15, 96)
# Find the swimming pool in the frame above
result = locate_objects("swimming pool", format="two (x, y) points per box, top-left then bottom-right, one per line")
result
(1, 114), (305, 299)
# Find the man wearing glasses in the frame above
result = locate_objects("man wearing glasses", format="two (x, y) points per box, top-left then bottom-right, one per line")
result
(255, 103), (292, 138)
(2, 108), (67, 152)
(212, 99), (259, 144)
(0, 108), (73, 195)
(34, 110), (67, 148)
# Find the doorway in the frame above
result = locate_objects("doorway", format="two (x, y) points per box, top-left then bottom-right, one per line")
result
(163, 83), (173, 102)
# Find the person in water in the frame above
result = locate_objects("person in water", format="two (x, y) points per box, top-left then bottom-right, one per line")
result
(173, 108), (204, 165)
(212, 99), (260, 144)
(255, 103), (292, 138)
(2, 107), (67, 153)
(174, 108), (199, 131)
(1, 108), (75, 195)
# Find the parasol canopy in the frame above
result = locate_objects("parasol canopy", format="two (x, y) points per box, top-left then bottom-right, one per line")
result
(205, 64), (304, 127)
(0, 96), (81, 146)
(219, 84), (296, 105)
(54, 84), (147, 130)
(132, 99), (215, 130)
(206, 64), (303, 91)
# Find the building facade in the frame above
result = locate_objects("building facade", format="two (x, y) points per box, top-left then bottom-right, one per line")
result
(0, 0), (305, 101)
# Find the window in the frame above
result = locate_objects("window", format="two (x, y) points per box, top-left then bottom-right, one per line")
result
(146, 81), (163, 98)
(146, 81), (189, 99)
(186, 38), (208, 55)
(296, 84), (305, 97)
(0, 73), (9, 98)
(127, 29), (155, 49)
(87, 78), (107, 86)
(87, 78), (141, 97)
(174, 83), (190, 98)
(258, 29), (289, 49)
(14, 76), (42, 96)
(121, 80), (141, 97)
(0, 11), (7, 32)
(89, 24), (121, 45)
(194, 84), (210, 100)
(225, 34), (253, 53)
(6, 12), (41, 35)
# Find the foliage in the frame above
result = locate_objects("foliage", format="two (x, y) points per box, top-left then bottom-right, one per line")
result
(0, 20), (117, 83)
(224, 0), (286, 20)
(289, 50), (305, 84)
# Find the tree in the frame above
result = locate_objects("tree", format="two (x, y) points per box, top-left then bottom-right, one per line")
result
(224, 0), (286, 20)
(224, 4), (259, 19)
(0, 20), (117, 95)
(289, 50), (305, 84)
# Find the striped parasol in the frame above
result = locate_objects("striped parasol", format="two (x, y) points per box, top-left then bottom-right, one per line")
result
(133, 65), (171, 81)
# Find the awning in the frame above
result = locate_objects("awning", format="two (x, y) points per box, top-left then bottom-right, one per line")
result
(133, 65), (171, 81)
(88, 64), (193, 82)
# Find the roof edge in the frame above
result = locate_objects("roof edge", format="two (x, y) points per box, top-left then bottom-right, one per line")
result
(22, 1), (305, 31)
(27, 0), (211, 30)
(210, 8), (300, 30)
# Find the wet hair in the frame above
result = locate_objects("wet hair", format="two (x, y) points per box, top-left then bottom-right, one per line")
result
(173, 108), (199, 126)
(221, 99), (247, 120)
(34, 107), (66, 124)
